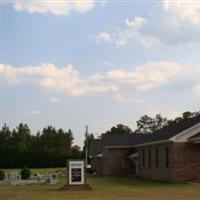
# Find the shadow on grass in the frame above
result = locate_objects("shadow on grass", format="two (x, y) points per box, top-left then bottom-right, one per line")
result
(88, 176), (186, 188)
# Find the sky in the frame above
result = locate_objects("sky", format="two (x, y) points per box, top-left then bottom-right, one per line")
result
(1, 0), (200, 147)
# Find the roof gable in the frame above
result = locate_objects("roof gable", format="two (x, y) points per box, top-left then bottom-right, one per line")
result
(190, 132), (200, 139)
(188, 132), (200, 143)
(170, 123), (200, 142)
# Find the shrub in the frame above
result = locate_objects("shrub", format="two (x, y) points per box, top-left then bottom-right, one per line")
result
(0, 170), (5, 180)
(20, 167), (31, 180)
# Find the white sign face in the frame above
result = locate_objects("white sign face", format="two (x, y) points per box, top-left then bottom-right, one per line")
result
(69, 161), (84, 185)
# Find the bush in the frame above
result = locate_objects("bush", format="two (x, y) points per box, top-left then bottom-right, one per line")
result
(20, 167), (31, 180)
(0, 170), (5, 180)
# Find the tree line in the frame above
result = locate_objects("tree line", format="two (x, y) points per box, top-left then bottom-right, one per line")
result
(105, 111), (200, 135)
(0, 123), (82, 168)
(1, 111), (199, 168)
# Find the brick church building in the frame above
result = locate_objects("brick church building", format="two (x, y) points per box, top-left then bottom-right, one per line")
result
(89, 115), (200, 182)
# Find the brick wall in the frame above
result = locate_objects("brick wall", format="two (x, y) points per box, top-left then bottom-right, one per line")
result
(91, 142), (200, 181)
(172, 143), (200, 182)
(137, 142), (200, 182)
(102, 147), (135, 176)
(91, 157), (103, 175)
(137, 143), (174, 182)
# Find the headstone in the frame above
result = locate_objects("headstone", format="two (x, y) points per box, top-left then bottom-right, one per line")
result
(47, 174), (53, 184)
(36, 173), (41, 182)
(5, 172), (8, 180)
(9, 171), (17, 185)
(0, 171), (59, 186)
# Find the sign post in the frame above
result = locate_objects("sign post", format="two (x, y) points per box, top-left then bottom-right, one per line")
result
(62, 160), (92, 190)
(69, 160), (84, 185)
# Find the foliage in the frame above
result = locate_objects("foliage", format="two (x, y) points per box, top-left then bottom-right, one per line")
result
(106, 124), (133, 134)
(20, 167), (31, 180)
(174, 111), (200, 123)
(1, 111), (199, 168)
(0, 170), (5, 180)
(0, 123), (81, 168)
(71, 145), (82, 158)
(82, 133), (97, 165)
(135, 111), (200, 134)
(135, 114), (168, 134)
(83, 133), (94, 159)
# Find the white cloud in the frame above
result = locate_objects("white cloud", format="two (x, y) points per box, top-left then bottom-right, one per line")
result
(1, 63), (119, 96)
(50, 97), (60, 103)
(112, 93), (147, 105)
(95, 0), (200, 47)
(164, 0), (200, 25)
(5, 0), (95, 15)
(95, 32), (112, 43)
(145, 0), (200, 45)
(95, 16), (155, 47)
(1, 61), (200, 97)
(125, 17), (147, 28)
(31, 110), (41, 115)
(88, 73), (106, 81)
(89, 61), (200, 92)
(105, 61), (190, 91)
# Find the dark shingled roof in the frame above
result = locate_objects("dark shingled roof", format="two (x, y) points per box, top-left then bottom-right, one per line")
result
(101, 133), (150, 147)
(137, 115), (200, 145)
(102, 115), (200, 147)
(89, 115), (200, 155)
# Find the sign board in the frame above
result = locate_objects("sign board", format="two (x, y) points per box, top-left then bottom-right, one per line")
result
(69, 160), (84, 185)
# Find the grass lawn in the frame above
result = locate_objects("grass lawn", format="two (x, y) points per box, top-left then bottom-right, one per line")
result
(0, 168), (200, 200)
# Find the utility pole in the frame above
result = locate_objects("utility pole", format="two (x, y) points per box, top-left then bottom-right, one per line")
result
(85, 125), (88, 168)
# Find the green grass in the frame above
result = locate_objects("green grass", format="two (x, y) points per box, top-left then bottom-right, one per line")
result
(0, 168), (200, 200)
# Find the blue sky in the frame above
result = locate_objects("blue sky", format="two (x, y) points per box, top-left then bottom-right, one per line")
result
(1, 0), (200, 146)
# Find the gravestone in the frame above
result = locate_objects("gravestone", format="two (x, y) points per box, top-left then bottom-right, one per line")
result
(62, 160), (92, 190)
(9, 171), (17, 185)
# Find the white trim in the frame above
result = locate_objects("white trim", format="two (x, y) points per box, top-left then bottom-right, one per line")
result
(106, 145), (133, 149)
(170, 123), (200, 142)
(96, 153), (103, 158)
(106, 140), (175, 148)
(106, 140), (171, 148)
(129, 152), (139, 159)
(132, 140), (170, 147)
(189, 136), (200, 143)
